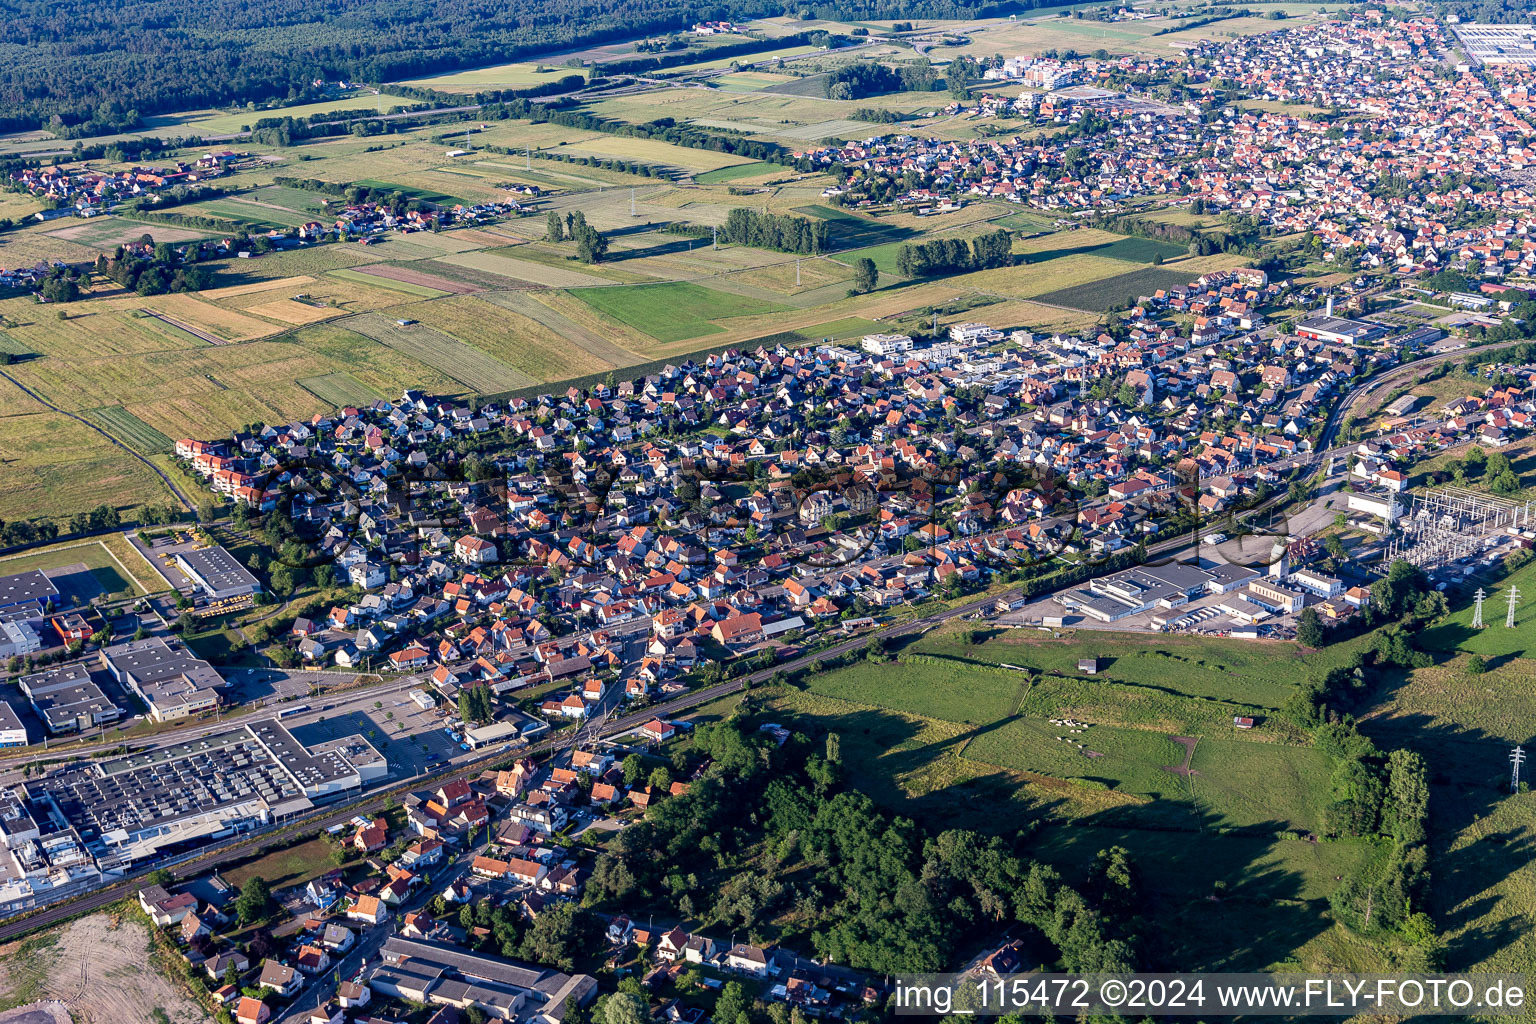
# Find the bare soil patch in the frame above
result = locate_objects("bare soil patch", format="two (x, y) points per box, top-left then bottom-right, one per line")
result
(1164, 735), (1200, 776)
(0, 913), (207, 1024)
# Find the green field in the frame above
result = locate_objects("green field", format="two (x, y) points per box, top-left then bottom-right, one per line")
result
(918, 631), (1324, 708)
(0, 536), (160, 596)
(805, 657), (1023, 724)
(792, 204), (913, 250)
(1092, 235), (1190, 263)
(297, 371), (384, 408)
(1034, 266), (1205, 311)
(694, 161), (789, 184)
(1415, 558), (1536, 659)
(566, 282), (790, 343)
(79, 405), (175, 455)
(352, 179), (465, 205)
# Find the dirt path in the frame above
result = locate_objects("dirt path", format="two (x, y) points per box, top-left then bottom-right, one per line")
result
(1164, 735), (1199, 776)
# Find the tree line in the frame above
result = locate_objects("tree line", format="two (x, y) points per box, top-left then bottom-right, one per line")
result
(824, 59), (940, 100)
(0, 0), (796, 133)
(894, 229), (1012, 277)
(721, 208), (831, 255)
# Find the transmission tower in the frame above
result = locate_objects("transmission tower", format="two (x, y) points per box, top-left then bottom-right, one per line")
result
(1508, 585), (1522, 629)
(630, 187), (636, 216)
(1473, 587), (1487, 628)
(1513, 746), (1526, 794)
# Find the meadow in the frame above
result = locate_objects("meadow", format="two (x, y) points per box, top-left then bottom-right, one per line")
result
(566, 281), (790, 343)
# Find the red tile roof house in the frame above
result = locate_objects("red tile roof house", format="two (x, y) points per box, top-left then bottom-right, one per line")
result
(639, 719), (676, 743)
(353, 818), (388, 852)
(346, 894), (389, 925)
(236, 997), (270, 1024)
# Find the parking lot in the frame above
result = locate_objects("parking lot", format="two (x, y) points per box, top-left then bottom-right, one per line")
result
(288, 695), (463, 779)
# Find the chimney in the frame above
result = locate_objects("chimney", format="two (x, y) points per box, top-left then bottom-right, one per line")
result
(1325, 295), (1334, 318)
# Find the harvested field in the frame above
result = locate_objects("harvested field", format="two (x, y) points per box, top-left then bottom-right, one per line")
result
(480, 290), (645, 367)
(348, 263), (479, 294)
(436, 250), (612, 288)
(244, 299), (339, 325)
(328, 267), (450, 298)
(199, 275), (316, 299)
(389, 295), (617, 381)
(45, 218), (210, 248)
(342, 312), (535, 392)
(111, 293), (278, 342)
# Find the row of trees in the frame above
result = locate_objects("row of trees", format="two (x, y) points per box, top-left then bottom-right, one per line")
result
(720, 208), (831, 255)
(893, 229), (1012, 277)
(1281, 560), (1439, 957)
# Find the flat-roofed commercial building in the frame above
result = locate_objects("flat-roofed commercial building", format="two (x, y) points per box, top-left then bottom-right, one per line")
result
(0, 702), (26, 747)
(176, 545), (263, 601)
(0, 570), (58, 612)
(99, 637), (226, 722)
(18, 663), (123, 734)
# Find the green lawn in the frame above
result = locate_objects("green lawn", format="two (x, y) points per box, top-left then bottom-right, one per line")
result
(1415, 557), (1536, 659)
(915, 629), (1331, 708)
(804, 657), (1024, 725)
(566, 282), (789, 343)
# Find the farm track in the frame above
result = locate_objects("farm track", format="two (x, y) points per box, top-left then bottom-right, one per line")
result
(0, 368), (194, 513)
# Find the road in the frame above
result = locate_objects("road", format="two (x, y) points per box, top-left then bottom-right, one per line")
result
(1, 332), (1526, 939)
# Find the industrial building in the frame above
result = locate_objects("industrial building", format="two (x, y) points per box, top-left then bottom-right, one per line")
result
(0, 719), (386, 913)
(368, 936), (596, 1024)
(0, 570), (59, 612)
(99, 636), (226, 722)
(0, 702), (26, 747)
(175, 545), (263, 601)
(18, 663), (124, 734)
(1055, 562), (1260, 622)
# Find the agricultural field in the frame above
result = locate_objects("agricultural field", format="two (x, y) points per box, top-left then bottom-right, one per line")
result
(381, 294), (617, 382)
(567, 281), (790, 344)
(0, 410), (175, 529)
(1034, 265), (1227, 311)
(297, 371), (383, 407)
(398, 61), (579, 92)
(340, 311), (536, 392)
(329, 266), (453, 298)
(79, 405), (174, 454)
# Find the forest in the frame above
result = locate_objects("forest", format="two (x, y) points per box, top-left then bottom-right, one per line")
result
(0, 0), (1088, 135)
(583, 717), (1142, 974)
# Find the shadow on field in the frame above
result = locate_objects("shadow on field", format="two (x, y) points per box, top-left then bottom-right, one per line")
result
(1357, 708), (1536, 968)
(776, 694), (1330, 970)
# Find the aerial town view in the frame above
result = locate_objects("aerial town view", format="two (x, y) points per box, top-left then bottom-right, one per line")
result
(1, 0), (1535, 1020)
